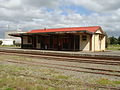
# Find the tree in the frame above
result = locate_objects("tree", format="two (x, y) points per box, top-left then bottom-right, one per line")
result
(109, 36), (117, 45)
(118, 36), (120, 45)
(0, 40), (3, 45)
(13, 40), (15, 45)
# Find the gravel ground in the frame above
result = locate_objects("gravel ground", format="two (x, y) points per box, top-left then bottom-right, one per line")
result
(0, 54), (120, 89)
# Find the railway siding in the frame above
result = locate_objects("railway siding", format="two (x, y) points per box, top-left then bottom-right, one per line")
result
(3, 59), (120, 77)
(0, 48), (120, 89)
(0, 54), (120, 89)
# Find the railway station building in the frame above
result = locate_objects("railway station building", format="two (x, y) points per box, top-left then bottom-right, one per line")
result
(10, 26), (106, 51)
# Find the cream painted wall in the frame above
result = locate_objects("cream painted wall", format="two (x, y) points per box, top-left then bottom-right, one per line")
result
(101, 36), (106, 51)
(80, 34), (90, 51)
(91, 34), (105, 51)
(91, 35), (95, 51)
(95, 29), (102, 34)
(91, 34), (100, 51)
(91, 29), (106, 51)
(95, 34), (100, 51)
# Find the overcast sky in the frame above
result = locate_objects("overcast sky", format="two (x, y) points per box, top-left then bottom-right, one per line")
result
(0, 0), (120, 38)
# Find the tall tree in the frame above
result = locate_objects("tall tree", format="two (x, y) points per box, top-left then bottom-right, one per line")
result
(0, 40), (2, 45)
(118, 36), (120, 45)
(105, 33), (109, 48)
(109, 36), (117, 45)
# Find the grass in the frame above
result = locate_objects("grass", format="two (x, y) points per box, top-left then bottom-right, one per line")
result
(0, 55), (32, 61)
(0, 45), (19, 47)
(96, 78), (120, 86)
(106, 44), (120, 51)
(0, 65), (66, 90)
(96, 78), (113, 85)
(113, 81), (120, 84)
(0, 63), (76, 90)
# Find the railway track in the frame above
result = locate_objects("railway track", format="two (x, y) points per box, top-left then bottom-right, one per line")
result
(0, 50), (120, 89)
(0, 50), (120, 77)
(0, 51), (120, 66)
(3, 59), (120, 77)
(4, 59), (120, 73)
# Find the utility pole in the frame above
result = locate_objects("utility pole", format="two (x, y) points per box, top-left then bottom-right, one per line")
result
(6, 24), (10, 30)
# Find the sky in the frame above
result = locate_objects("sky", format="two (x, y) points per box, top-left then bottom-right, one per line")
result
(0, 0), (120, 38)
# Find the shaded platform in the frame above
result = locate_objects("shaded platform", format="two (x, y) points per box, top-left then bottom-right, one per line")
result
(0, 47), (120, 60)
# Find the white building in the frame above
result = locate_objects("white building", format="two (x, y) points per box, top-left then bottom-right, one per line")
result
(0, 39), (14, 45)
(0, 30), (24, 45)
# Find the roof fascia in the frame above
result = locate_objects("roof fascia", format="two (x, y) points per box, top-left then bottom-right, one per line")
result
(27, 30), (93, 35)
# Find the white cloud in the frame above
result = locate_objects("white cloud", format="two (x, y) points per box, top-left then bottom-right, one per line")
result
(22, 0), (59, 8)
(69, 0), (120, 12)
(0, 0), (120, 38)
(0, 0), (22, 9)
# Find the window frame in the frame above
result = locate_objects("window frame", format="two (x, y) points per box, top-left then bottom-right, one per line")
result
(82, 35), (87, 41)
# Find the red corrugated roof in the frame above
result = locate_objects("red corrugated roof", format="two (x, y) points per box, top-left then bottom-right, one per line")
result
(27, 26), (101, 34)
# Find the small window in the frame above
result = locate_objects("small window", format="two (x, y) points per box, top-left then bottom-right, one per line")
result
(99, 36), (103, 40)
(28, 36), (32, 43)
(82, 35), (87, 41)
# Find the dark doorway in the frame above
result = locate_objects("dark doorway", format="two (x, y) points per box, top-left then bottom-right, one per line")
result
(32, 36), (36, 49)
(40, 36), (45, 49)
(74, 35), (80, 51)
(70, 35), (80, 51)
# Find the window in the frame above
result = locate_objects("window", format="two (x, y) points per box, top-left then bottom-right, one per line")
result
(82, 35), (87, 41)
(99, 35), (103, 40)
